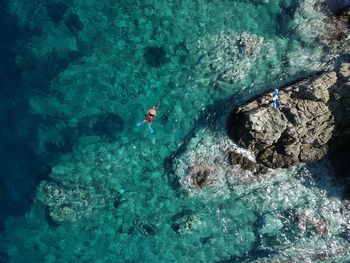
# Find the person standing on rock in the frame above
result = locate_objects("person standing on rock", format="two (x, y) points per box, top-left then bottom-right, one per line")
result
(273, 88), (279, 110)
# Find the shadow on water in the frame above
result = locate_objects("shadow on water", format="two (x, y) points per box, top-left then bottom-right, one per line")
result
(327, 62), (350, 198)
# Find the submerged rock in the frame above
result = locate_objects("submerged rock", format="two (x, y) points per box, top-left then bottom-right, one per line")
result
(292, 209), (328, 235)
(143, 46), (167, 67)
(46, 2), (68, 23)
(187, 32), (263, 86)
(65, 13), (84, 34)
(76, 113), (124, 141)
(252, 206), (334, 261)
(170, 209), (201, 234)
(291, 0), (350, 57)
(326, 0), (350, 16)
(95, 113), (124, 140)
(340, 200), (350, 239)
(188, 166), (213, 189)
(37, 181), (113, 223)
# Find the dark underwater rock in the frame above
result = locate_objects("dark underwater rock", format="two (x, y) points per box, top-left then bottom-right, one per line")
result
(44, 205), (59, 228)
(76, 113), (124, 140)
(46, 2), (68, 23)
(95, 113), (124, 140)
(340, 200), (350, 239)
(113, 191), (124, 209)
(0, 251), (9, 263)
(189, 166), (212, 188)
(199, 236), (212, 244)
(65, 13), (84, 34)
(143, 46), (167, 67)
(160, 114), (169, 124)
(276, 0), (299, 36)
(171, 209), (198, 234)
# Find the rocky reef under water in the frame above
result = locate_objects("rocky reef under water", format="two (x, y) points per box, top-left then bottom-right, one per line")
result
(2, 0), (350, 262)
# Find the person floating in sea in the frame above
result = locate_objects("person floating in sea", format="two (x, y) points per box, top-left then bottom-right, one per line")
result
(273, 88), (280, 110)
(136, 106), (157, 133)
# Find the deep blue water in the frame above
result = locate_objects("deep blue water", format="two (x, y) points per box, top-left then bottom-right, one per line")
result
(0, 0), (48, 229)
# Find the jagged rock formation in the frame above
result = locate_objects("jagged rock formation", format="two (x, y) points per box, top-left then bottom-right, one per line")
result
(228, 151), (268, 175)
(228, 64), (350, 170)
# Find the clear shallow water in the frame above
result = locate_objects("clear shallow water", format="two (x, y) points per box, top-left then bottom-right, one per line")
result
(1, 0), (349, 262)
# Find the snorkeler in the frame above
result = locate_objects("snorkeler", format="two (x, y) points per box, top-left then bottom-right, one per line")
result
(144, 106), (157, 125)
(136, 106), (157, 133)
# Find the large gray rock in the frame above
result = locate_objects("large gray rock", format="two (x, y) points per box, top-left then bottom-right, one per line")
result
(228, 70), (347, 168)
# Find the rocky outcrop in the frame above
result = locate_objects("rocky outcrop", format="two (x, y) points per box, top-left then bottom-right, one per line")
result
(188, 165), (214, 189)
(172, 130), (273, 196)
(228, 64), (350, 169)
(228, 151), (268, 175)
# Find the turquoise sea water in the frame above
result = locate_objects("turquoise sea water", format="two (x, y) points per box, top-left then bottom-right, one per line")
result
(1, 0), (350, 262)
